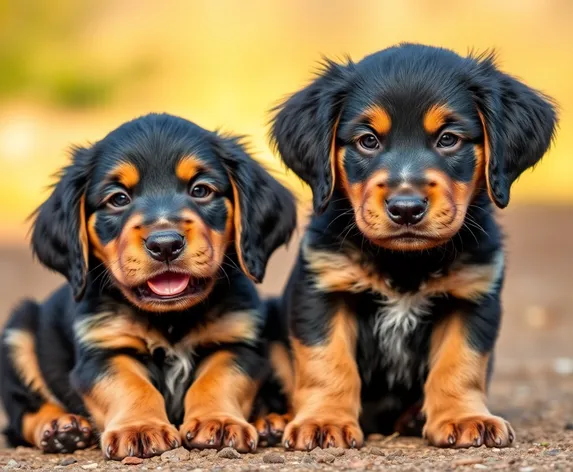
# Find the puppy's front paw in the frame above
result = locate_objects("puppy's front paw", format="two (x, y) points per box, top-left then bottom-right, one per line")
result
(283, 417), (363, 450)
(424, 414), (515, 448)
(102, 420), (180, 460)
(37, 414), (95, 453)
(253, 412), (293, 446)
(181, 416), (257, 453)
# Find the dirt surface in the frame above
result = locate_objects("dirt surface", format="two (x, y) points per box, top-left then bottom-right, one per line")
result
(0, 204), (572, 471)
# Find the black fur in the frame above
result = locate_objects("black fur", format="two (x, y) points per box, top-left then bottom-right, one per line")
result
(0, 113), (296, 450)
(270, 44), (557, 438)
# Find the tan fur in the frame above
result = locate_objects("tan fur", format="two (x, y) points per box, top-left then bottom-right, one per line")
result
(477, 110), (497, 204)
(22, 403), (66, 446)
(85, 355), (179, 459)
(175, 155), (206, 182)
(364, 105), (392, 135)
(75, 309), (258, 354)
(423, 313), (515, 447)
(423, 105), (456, 135)
(179, 351), (258, 452)
(4, 329), (60, 406)
(283, 308), (363, 449)
(108, 162), (140, 188)
(304, 243), (503, 302)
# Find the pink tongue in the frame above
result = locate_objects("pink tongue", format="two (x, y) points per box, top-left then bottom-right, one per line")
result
(147, 273), (190, 296)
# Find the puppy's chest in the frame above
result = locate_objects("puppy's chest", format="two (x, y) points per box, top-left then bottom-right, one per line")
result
(147, 337), (196, 424)
(356, 289), (441, 390)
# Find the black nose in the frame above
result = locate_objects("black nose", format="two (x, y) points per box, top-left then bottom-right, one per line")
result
(385, 196), (428, 226)
(144, 231), (185, 262)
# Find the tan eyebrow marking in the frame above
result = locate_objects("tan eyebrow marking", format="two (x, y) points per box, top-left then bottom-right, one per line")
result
(361, 105), (392, 135)
(176, 155), (208, 182)
(423, 104), (457, 135)
(108, 162), (140, 188)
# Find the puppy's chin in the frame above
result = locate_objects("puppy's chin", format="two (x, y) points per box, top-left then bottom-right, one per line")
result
(113, 273), (216, 313)
(354, 214), (464, 252)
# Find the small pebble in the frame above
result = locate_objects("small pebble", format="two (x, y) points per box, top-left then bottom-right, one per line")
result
(387, 450), (404, 459)
(349, 459), (368, 468)
(310, 447), (335, 463)
(263, 452), (285, 464)
(58, 458), (77, 467)
(452, 457), (484, 467)
(368, 446), (385, 456)
(81, 464), (98, 470)
(325, 447), (345, 457)
(199, 449), (217, 457)
(565, 422), (573, 431)
(544, 448), (561, 456)
(4, 460), (19, 470)
(217, 447), (241, 459)
(301, 454), (315, 464)
(122, 457), (144, 465)
(519, 467), (535, 472)
(161, 447), (191, 462)
(474, 465), (488, 470)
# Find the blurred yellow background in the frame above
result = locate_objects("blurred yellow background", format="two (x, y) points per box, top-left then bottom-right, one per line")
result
(1, 0), (572, 242)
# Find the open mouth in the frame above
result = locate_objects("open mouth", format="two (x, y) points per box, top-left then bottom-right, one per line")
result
(133, 272), (209, 302)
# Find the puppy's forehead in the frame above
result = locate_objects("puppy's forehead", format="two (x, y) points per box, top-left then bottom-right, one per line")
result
(92, 115), (227, 185)
(345, 45), (476, 123)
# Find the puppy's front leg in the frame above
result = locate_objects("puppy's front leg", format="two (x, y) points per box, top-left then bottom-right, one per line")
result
(73, 354), (179, 460)
(284, 306), (363, 450)
(423, 311), (515, 448)
(180, 350), (259, 452)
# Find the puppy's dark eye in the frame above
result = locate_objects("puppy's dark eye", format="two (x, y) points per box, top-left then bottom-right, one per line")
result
(190, 184), (213, 201)
(107, 192), (131, 209)
(436, 133), (460, 149)
(357, 134), (380, 152)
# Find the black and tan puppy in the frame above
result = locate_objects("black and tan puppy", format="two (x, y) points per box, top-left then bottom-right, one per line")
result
(270, 44), (557, 449)
(0, 113), (296, 459)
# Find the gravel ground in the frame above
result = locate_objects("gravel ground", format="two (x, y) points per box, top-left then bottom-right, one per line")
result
(0, 371), (571, 471)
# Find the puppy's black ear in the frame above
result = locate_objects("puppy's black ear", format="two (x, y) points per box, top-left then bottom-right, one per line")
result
(270, 59), (353, 214)
(471, 54), (558, 208)
(216, 135), (297, 283)
(31, 145), (96, 300)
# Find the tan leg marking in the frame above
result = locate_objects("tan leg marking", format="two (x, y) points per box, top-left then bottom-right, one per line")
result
(423, 314), (515, 448)
(180, 351), (258, 453)
(254, 411), (293, 446)
(84, 355), (179, 460)
(4, 329), (60, 406)
(283, 309), (363, 450)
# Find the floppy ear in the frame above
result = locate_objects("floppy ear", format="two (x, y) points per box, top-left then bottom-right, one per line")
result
(470, 55), (557, 208)
(216, 135), (297, 283)
(270, 59), (353, 214)
(31, 145), (96, 300)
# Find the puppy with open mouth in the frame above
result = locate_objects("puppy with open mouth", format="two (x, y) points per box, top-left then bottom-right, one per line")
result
(0, 113), (296, 459)
(270, 43), (557, 450)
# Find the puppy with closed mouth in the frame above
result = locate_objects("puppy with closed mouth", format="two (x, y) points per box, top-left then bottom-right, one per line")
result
(270, 44), (557, 449)
(0, 113), (296, 459)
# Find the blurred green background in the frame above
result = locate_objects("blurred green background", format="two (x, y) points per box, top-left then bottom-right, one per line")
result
(1, 0), (572, 242)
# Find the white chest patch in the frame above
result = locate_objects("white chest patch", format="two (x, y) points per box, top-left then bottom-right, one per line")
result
(147, 339), (194, 417)
(373, 292), (432, 388)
